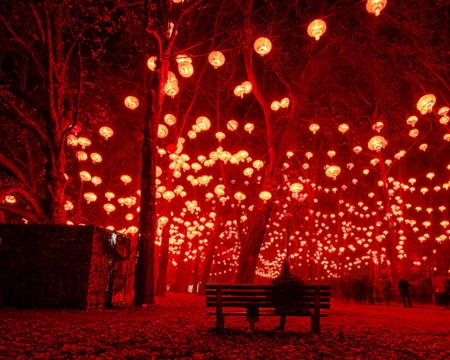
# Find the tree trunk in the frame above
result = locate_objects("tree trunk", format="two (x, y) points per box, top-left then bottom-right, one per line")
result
(155, 222), (171, 296)
(235, 200), (273, 283)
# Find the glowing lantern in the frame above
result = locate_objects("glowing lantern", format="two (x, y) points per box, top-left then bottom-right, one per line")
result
(439, 107), (449, 116)
(77, 137), (91, 149)
(368, 136), (388, 151)
(419, 144), (428, 151)
(307, 19), (327, 41)
(290, 183), (304, 193)
(196, 116), (211, 131)
(406, 116), (418, 127)
(124, 96), (139, 110)
(271, 101), (281, 111)
(326, 165), (341, 179)
(238, 150), (249, 160)
(147, 56), (157, 71)
(121, 175), (132, 185)
(305, 152), (313, 160)
(253, 160), (264, 170)
(91, 176), (102, 186)
(164, 114), (177, 126)
(327, 150), (336, 158)
(309, 124), (320, 134)
(90, 153), (102, 163)
(188, 130), (197, 139)
(338, 124), (349, 134)
(234, 85), (245, 98)
(244, 123), (254, 134)
(84, 192), (97, 204)
(163, 191), (175, 201)
(353, 146), (362, 154)
(67, 134), (78, 146)
(208, 51), (225, 69)
(366, 0), (387, 16)
(227, 120), (238, 131)
(441, 221), (449, 228)
(254, 37), (272, 56)
(158, 124), (169, 138)
(5, 195), (16, 204)
(80, 171), (91, 182)
(242, 81), (252, 94)
(426, 172), (435, 180)
(416, 94), (436, 115)
(244, 168), (254, 177)
(409, 129), (419, 138)
(64, 201), (73, 211)
(372, 122), (384, 132)
(234, 192), (246, 202)
(105, 192), (115, 201)
(178, 61), (194, 77)
(259, 191), (272, 202)
(280, 98), (290, 108)
(76, 151), (88, 161)
(216, 132), (226, 141)
(104, 203), (116, 215)
(164, 81), (179, 98)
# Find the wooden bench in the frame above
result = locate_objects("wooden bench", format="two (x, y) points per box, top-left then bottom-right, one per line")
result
(206, 284), (331, 334)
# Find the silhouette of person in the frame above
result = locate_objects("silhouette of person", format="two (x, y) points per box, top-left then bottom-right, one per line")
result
(398, 278), (412, 307)
(270, 260), (304, 331)
(357, 278), (367, 304)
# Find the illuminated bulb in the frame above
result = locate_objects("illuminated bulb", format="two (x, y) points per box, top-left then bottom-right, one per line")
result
(121, 175), (132, 185)
(307, 19), (327, 40)
(254, 37), (272, 56)
(124, 96), (139, 110)
(227, 120), (238, 131)
(244, 123), (254, 134)
(309, 124), (320, 134)
(147, 56), (157, 71)
(208, 51), (225, 69)
(416, 94), (436, 115)
(338, 124), (349, 134)
(366, 0), (387, 16)
(80, 171), (91, 182)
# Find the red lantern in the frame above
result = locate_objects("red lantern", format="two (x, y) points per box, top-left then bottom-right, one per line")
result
(167, 144), (177, 154)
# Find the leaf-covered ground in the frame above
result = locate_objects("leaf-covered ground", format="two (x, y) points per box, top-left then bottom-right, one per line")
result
(1, 293), (449, 359)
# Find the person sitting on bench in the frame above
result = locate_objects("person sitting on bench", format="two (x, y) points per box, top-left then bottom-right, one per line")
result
(271, 260), (305, 331)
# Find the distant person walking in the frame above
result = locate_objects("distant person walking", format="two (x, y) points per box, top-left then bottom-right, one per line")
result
(398, 278), (412, 307)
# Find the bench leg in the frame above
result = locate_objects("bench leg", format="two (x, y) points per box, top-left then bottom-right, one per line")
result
(311, 315), (321, 334)
(216, 314), (224, 332)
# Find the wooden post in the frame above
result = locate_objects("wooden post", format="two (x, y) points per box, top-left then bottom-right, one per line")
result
(216, 286), (223, 331)
(312, 286), (321, 334)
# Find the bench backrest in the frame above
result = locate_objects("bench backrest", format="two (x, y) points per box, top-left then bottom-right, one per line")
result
(205, 284), (331, 310)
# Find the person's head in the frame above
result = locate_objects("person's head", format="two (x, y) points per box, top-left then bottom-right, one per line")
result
(281, 260), (290, 274)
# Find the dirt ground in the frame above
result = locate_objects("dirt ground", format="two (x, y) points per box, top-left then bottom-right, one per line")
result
(1, 293), (449, 359)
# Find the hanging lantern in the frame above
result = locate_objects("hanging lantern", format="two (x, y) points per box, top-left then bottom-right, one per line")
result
(124, 96), (139, 110)
(76, 151), (88, 161)
(99, 126), (114, 140)
(91, 176), (102, 186)
(338, 124), (349, 134)
(406, 116), (418, 127)
(238, 150), (249, 160)
(104, 203), (116, 215)
(64, 201), (73, 211)
(121, 175), (132, 185)
(163, 191), (175, 201)
(416, 94), (436, 115)
(67, 134), (78, 146)
(147, 56), (157, 71)
(253, 160), (264, 170)
(196, 116), (211, 131)
(271, 101), (281, 111)
(77, 137), (91, 149)
(178, 61), (194, 77)
(234, 85), (246, 98)
(243, 168), (254, 177)
(234, 192), (246, 202)
(158, 124), (169, 138)
(242, 81), (252, 94)
(368, 136), (388, 151)
(83, 192), (97, 204)
(164, 82), (179, 98)
(208, 51), (225, 69)
(90, 153), (102, 163)
(188, 130), (197, 139)
(366, 0), (387, 16)
(80, 171), (91, 182)
(104, 192), (115, 201)
(353, 146), (362, 154)
(326, 165), (341, 180)
(254, 37), (272, 56)
(290, 183), (304, 193)
(259, 191), (272, 202)
(280, 98), (290, 108)
(244, 123), (254, 134)
(307, 19), (327, 41)
(305, 152), (313, 160)
(227, 120), (238, 131)
(5, 195), (16, 204)
(309, 124), (320, 134)
(216, 132), (226, 141)
(164, 114), (177, 126)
